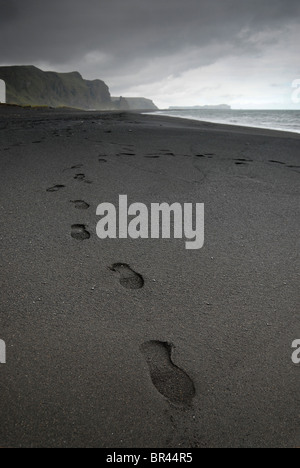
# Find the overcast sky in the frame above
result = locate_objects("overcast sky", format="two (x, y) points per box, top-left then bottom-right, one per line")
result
(0, 0), (299, 109)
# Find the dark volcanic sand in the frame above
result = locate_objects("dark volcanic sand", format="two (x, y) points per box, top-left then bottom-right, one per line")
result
(0, 106), (299, 448)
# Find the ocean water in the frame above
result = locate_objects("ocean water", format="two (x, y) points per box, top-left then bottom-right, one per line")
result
(150, 109), (300, 134)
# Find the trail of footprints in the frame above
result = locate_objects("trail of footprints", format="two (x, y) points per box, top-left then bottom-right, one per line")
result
(268, 160), (300, 171)
(47, 167), (195, 404)
(47, 163), (92, 240)
(108, 265), (195, 405)
(45, 144), (256, 408)
(194, 153), (299, 172)
(46, 151), (117, 242)
(46, 158), (196, 404)
(9, 130), (300, 408)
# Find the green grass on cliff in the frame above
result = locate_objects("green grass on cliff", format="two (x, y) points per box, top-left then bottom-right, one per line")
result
(0, 65), (111, 109)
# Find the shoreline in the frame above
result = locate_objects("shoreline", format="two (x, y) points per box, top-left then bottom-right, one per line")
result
(145, 109), (300, 136)
(1, 105), (300, 140)
(1, 103), (300, 138)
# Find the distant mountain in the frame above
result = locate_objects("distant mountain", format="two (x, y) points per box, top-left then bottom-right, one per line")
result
(0, 65), (158, 111)
(112, 96), (158, 110)
(169, 104), (231, 110)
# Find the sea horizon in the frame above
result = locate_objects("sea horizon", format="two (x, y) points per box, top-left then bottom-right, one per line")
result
(148, 108), (300, 134)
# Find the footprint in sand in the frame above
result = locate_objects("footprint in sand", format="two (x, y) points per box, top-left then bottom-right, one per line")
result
(110, 263), (144, 290)
(234, 158), (253, 162)
(195, 154), (214, 159)
(47, 184), (66, 192)
(269, 160), (285, 165)
(71, 164), (84, 169)
(70, 200), (90, 210)
(71, 224), (90, 241)
(63, 164), (83, 172)
(74, 173), (85, 181)
(74, 173), (92, 183)
(141, 341), (195, 406)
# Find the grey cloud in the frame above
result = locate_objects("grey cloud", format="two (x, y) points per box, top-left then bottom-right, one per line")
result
(0, 0), (299, 97)
(1, 1), (299, 59)
(0, 0), (18, 21)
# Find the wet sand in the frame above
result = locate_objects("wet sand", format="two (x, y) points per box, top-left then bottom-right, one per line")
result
(0, 106), (299, 447)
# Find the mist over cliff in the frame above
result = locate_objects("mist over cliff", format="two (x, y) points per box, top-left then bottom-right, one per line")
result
(0, 66), (158, 111)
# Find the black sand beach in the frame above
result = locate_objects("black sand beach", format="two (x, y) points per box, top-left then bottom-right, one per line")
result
(0, 106), (299, 447)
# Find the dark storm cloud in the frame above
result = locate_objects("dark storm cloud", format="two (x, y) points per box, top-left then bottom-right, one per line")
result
(0, 0), (18, 23)
(1, 0), (299, 67)
(0, 0), (299, 109)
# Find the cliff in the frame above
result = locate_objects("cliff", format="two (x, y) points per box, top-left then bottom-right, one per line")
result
(112, 96), (158, 111)
(0, 65), (112, 109)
